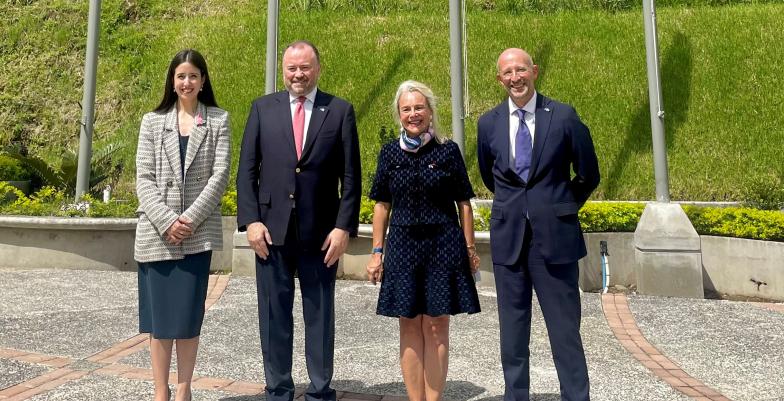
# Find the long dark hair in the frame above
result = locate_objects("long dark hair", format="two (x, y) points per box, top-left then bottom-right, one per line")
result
(154, 49), (219, 113)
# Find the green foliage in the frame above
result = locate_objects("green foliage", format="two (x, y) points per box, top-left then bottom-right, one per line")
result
(359, 196), (375, 224)
(282, 0), (778, 13)
(470, 202), (784, 241)
(2, 1), (784, 204)
(685, 206), (784, 241)
(85, 195), (139, 218)
(221, 189), (237, 216)
(0, 185), (67, 216)
(579, 202), (646, 232)
(0, 155), (31, 181)
(741, 171), (784, 211)
(0, 182), (26, 202)
(0, 184), (138, 217)
(473, 205), (492, 232)
(1, 142), (125, 196)
(3, 185), (783, 242)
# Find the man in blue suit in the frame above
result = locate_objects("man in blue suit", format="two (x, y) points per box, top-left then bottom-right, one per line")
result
(236, 40), (361, 401)
(477, 48), (599, 401)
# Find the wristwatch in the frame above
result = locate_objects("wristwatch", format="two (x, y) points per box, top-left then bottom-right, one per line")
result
(372, 247), (383, 254)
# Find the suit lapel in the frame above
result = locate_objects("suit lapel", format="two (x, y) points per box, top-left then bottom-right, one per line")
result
(275, 92), (297, 158)
(183, 102), (208, 174)
(162, 106), (182, 184)
(301, 90), (330, 160)
(528, 94), (552, 183)
(493, 104), (511, 174)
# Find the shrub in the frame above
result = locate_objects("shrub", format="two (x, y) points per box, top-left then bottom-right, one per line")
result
(470, 202), (784, 242)
(473, 205), (491, 232)
(579, 202), (646, 232)
(359, 196), (375, 224)
(0, 155), (31, 181)
(0, 181), (26, 202)
(684, 206), (784, 242)
(1, 142), (125, 196)
(0, 185), (138, 218)
(85, 195), (139, 218)
(221, 189), (237, 216)
(3, 187), (783, 243)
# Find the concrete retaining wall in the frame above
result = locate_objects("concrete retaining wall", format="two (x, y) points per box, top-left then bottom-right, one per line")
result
(2, 216), (782, 300)
(701, 236), (784, 300)
(578, 232), (636, 291)
(0, 216), (138, 271)
(0, 216), (236, 272)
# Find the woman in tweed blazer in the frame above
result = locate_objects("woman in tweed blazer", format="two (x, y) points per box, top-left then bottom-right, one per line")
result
(135, 49), (230, 401)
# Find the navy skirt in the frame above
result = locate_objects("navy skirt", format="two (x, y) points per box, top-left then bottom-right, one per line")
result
(377, 224), (481, 318)
(138, 251), (211, 339)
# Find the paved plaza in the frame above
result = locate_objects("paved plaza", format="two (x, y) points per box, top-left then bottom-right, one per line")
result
(1, 268), (783, 401)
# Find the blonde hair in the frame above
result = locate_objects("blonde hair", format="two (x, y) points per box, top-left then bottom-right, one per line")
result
(392, 80), (446, 144)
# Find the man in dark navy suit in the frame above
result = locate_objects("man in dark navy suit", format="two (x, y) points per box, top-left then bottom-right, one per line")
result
(236, 40), (361, 401)
(477, 48), (600, 401)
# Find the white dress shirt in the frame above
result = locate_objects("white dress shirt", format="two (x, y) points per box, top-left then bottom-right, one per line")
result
(507, 92), (538, 163)
(289, 87), (318, 144)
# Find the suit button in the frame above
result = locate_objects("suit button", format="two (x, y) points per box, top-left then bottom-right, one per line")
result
(289, 194), (294, 199)
(295, 168), (301, 173)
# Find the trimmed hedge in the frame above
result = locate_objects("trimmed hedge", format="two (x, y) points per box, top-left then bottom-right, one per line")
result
(579, 202), (646, 232)
(576, 202), (784, 241)
(684, 206), (784, 241)
(3, 186), (782, 242)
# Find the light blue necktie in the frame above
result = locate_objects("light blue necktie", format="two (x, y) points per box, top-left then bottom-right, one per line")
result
(514, 109), (532, 181)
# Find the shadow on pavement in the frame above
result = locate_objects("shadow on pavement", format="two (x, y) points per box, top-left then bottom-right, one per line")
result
(475, 395), (560, 401)
(218, 379), (492, 401)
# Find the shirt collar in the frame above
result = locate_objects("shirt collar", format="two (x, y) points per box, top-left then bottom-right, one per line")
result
(507, 91), (538, 116)
(289, 87), (318, 104)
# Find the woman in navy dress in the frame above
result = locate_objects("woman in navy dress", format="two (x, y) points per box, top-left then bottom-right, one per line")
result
(366, 80), (481, 401)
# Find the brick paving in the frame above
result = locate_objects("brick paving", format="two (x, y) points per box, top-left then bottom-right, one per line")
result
(752, 301), (784, 313)
(0, 276), (233, 400)
(0, 272), (453, 400)
(601, 293), (733, 401)
(2, 272), (782, 400)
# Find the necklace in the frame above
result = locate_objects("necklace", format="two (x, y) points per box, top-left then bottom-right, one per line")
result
(176, 102), (198, 136)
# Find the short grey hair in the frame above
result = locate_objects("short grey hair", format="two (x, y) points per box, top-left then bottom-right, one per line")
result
(392, 80), (446, 143)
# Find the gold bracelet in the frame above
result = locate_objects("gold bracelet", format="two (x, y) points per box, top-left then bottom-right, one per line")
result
(466, 244), (476, 249)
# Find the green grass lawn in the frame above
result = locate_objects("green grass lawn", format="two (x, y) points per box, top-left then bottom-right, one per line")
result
(1, 0), (782, 201)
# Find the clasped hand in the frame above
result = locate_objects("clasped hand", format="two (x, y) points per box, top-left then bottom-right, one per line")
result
(165, 216), (193, 245)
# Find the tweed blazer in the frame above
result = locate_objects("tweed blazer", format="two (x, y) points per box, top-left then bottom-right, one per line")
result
(134, 103), (231, 263)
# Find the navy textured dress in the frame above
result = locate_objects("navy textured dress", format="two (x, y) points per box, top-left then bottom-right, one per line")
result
(369, 139), (481, 318)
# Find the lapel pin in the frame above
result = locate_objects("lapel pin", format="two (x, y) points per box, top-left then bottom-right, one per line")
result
(544, 107), (551, 112)
(319, 107), (326, 112)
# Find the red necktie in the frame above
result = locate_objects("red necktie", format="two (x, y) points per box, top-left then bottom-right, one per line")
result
(293, 96), (306, 159)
